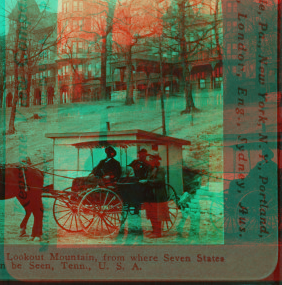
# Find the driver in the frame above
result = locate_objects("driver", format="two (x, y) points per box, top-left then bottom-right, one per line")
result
(72, 146), (121, 192)
(91, 146), (121, 181)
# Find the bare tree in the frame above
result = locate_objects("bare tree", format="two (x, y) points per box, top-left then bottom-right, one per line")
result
(75, 0), (118, 100)
(2, 0), (62, 134)
(159, 0), (223, 114)
(112, 0), (158, 105)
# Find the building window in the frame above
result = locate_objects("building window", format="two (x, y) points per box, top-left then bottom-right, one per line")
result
(73, 42), (77, 54)
(233, 3), (237, 12)
(73, 20), (78, 30)
(79, 19), (83, 29)
(232, 43), (236, 59)
(215, 77), (222, 89)
(199, 79), (205, 89)
(72, 42), (84, 55)
(79, 2), (83, 11)
(78, 42), (83, 53)
(227, 3), (232, 13)
(91, 17), (94, 30)
(65, 20), (70, 32)
(63, 2), (70, 13)
(74, 1), (78, 12)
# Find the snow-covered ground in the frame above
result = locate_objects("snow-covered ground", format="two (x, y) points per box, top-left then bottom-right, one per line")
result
(0, 91), (224, 244)
(1, 92), (223, 169)
(1, 191), (224, 245)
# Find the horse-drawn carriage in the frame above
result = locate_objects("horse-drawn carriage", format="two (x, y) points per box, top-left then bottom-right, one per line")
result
(43, 177), (179, 238)
(43, 129), (191, 238)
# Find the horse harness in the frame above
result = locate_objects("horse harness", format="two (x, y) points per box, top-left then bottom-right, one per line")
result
(21, 167), (29, 192)
(0, 164), (29, 192)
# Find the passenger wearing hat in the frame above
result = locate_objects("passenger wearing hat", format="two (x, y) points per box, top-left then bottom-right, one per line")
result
(128, 149), (151, 180)
(140, 151), (170, 238)
(91, 146), (121, 180)
(72, 146), (121, 192)
(126, 149), (151, 215)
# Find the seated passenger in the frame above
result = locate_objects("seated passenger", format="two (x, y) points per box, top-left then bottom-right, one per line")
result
(72, 146), (121, 192)
(128, 149), (151, 179)
(125, 149), (151, 214)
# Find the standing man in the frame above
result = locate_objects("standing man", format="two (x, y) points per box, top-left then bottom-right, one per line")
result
(72, 146), (121, 191)
(140, 151), (170, 238)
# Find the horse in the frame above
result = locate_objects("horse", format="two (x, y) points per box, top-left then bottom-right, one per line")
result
(0, 165), (44, 240)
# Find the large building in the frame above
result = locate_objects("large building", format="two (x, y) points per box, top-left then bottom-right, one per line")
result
(3, 0), (223, 107)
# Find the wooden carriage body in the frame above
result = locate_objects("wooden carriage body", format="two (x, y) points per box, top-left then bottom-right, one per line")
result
(46, 129), (191, 195)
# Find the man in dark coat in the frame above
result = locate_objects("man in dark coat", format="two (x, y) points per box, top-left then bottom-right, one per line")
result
(91, 146), (122, 180)
(126, 149), (151, 214)
(72, 146), (121, 192)
(140, 151), (170, 238)
(128, 149), (151, 179)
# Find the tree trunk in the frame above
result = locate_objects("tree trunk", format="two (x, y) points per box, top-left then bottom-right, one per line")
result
(179, 0), (198, 114)
(8, 61), (19, 134)
(0, 83), (5, 108)
(125, 47), (134, 105)
(25, 71), (32, 107)
(100, 0), (117, 101)
(100, 37), (107, 100)
(159, 40), (166, 135)
(8, 25), (21, 135)
(214, 0), (221, 58)
(145, 72), (151, 102)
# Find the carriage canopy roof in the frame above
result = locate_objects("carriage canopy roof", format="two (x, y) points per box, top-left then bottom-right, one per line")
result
(45, 129), (191, 148)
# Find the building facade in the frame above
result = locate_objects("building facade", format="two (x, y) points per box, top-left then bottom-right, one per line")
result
(3, 0), (223, 108)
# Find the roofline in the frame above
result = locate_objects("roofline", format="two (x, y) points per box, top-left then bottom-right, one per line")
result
(45, 129), (191, 145)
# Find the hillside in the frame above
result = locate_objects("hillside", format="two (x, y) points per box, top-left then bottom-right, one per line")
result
(1, 94), (223, 182)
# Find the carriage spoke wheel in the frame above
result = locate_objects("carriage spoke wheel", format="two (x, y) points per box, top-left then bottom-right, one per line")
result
(162, 185), (179, 232)
(53, 198), (82, 232)
(78, 188), (124, 238)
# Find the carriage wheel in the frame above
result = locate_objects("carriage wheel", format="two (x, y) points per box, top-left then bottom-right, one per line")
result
(53, 197), (82, 232)
(162, 184), (179, 232)
(78, 188), (125, 238)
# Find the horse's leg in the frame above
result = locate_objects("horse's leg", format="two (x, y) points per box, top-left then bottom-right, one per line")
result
(16, 198), (32, 236)
(20, 209), (31, 236)
(30, 191), (44, 238)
